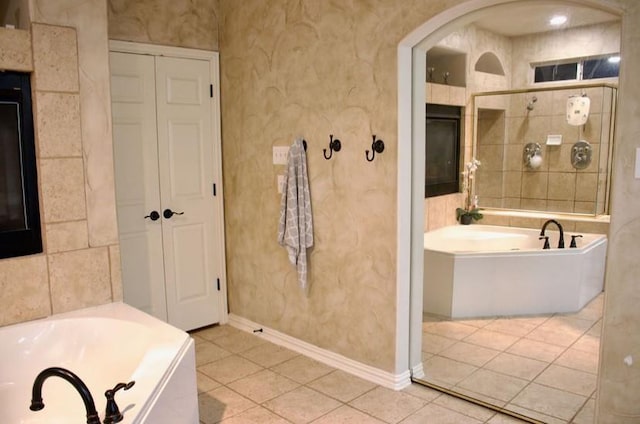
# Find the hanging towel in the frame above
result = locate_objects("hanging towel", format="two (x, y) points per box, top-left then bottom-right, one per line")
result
(278, 138), (313, 288)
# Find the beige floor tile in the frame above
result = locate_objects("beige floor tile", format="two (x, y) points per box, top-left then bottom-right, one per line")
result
(439, 341), (500, 367)
(199, 355), (264, 384)
(542, 316), (597, 334)
(263, 386), (341, 424)
(239, 342), (300, 368)
(464, 329), (519, 351)
(526, 326), (583, 348)
(571, 334), (600, 354)
(227, 369), (300, 403)
(507, 338), (566, 362)
(307, 370), (377, 402)
(457, 317), (495, 328)
(448, 387), (507, 408)
(554, 348), (599, 374)
(198, 371), (222, 393)
(401, 383), (442, 402)
(399, 403), (483, 424)
(212, 331), (267, 353)
(422, 355), (478, 388)
(311, 405), (385, 423)
(194, 325), (243, 341)
(196, 341), (233, 366)
(349, 386), (427, 424)
(484, 352), (549, 381)
(271, 356), (335, 384)
(510, 383), (586, 421)
(571, 398), (595, 424)
(424, 320), (479, 340)
(586, 321), (601, 338)
(219, 406), (292, 423)
(457, 369), (529, 402)
(432, 393), (496, 421)
(484, 319), (538, 337)
(486, 413), (532, 423)
(504, 404), (567, 424)
(422, 332), (457, 355)
(534, 365), (597, 397)
(199, 387), (257, 424)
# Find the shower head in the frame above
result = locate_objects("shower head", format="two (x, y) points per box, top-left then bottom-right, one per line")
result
(526, 96), (538, 111)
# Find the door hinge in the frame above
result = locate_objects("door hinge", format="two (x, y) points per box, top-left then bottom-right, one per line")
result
(210, 84), (213, 98)
(216, 278), (221, 291)
(212, 183), (217, 196)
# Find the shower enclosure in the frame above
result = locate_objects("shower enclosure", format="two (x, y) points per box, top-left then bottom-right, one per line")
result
(472, 83), (617, 216)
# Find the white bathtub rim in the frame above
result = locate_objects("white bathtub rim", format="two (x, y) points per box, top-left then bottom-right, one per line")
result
(424, 224), (607, 255)
(1, 302), (192, 424)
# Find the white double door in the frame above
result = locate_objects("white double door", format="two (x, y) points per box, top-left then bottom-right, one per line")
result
(110, 48), (223, 331)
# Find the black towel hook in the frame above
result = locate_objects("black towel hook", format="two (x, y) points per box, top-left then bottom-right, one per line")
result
(323, 134), (341, 160)
(366, 135), (384, 162)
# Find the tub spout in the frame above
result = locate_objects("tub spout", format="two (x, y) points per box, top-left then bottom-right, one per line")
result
(30, 367), (101, 424)
(540, 219), (564, 249)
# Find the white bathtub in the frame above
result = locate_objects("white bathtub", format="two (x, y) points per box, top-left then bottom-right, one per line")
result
(0, 302), (198, 424)
(423, 225), (607, 318)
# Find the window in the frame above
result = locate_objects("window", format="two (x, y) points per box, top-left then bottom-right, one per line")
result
(0, 71), (42, 258)
(425, 104), (461, 198)
(533, 54), (619, 83)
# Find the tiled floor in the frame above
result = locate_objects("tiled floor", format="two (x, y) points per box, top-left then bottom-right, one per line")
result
(192, 325), (531, 423)
(420, 294), (603, 424)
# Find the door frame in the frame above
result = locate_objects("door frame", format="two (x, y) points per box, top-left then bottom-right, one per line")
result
(109, 40), (229, 325)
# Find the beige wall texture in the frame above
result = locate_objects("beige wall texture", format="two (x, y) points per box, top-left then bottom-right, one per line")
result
(107, 0), (219, 51)
(218, 0), (459, 372)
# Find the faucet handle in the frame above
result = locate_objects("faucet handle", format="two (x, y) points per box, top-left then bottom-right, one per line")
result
(539, 236), (550, 250)
(103, 381), (135, 424)
(570, 234), (583, 248)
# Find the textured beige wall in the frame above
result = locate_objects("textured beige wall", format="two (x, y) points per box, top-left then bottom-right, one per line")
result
(218, 0), (458, 371)
(107, 0), (219, 51)
(0, 18), (120, 326)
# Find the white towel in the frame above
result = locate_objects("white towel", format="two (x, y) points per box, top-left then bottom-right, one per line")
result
(278, 138), (313, 288)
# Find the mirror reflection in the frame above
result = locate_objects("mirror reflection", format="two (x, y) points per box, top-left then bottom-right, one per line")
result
(418, 3), (620, 423)
(474, 84), (617, 216)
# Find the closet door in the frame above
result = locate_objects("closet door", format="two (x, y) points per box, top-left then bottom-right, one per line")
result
(110, 51), (221, 331)
(110, 52), (167, 321)
(155, 56), (220, 330)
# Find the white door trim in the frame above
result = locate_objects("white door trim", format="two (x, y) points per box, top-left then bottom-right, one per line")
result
(109, 40), (228, 325)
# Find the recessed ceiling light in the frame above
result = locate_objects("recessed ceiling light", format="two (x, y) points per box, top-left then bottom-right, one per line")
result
(549, 15), (568, 26)
(608, 56), (621, 63)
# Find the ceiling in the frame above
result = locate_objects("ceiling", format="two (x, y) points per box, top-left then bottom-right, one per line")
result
(473, 3), (620, 37)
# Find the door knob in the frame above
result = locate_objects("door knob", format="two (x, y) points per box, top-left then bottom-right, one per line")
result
(144, 211), (160, 221)
(163, 209), (184, 219)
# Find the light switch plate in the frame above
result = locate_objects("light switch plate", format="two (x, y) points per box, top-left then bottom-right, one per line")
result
(273, 146), (289, 165)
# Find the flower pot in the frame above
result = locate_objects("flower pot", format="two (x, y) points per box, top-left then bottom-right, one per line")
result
(460, 214), (473, 225)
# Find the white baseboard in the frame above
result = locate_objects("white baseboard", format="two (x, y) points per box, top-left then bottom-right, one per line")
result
(228, 313), (412, 390)
(412, 362), (425, 380)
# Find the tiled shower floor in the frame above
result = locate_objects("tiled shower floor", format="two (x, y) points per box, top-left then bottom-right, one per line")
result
(420, 293), (603, 424)
(192, 325), (531, 423)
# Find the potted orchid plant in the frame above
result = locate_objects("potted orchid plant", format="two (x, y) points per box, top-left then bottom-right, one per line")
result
(456, 158), (483, 225)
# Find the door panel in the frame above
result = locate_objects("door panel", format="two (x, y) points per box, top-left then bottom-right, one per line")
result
(110, 52), (167, 321)
(156, 56), (219, 330)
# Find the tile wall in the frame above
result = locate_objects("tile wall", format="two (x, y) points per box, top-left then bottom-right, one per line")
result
(0, 2), (121, 327)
